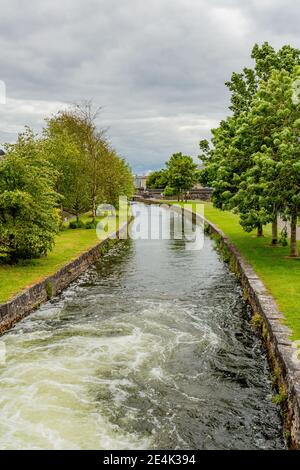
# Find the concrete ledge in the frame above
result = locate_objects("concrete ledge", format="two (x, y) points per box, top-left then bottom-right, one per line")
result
(0, 220), (132, 336)
(138, 198), (300, 449)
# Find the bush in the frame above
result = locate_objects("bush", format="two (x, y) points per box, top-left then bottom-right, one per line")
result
(69, 219), (84, 229)
(85, 220), (97, 229)
(0, 146), (60, 261)
(45, 281), (53, 300)
(69, 220), (77, 229)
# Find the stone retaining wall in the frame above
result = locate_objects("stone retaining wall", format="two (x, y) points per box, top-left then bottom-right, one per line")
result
(0, 221), (131, 336)
(138, 198), (300, 449)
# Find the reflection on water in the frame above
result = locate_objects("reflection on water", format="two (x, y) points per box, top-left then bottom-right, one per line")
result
(0, 204), (284, 449)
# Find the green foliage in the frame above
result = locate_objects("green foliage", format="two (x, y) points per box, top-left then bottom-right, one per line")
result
(0, 101), (134, 264)
(0, 102), (133, 263)
(163, 185), (176, 197)
(44, 104), (134, 218)
(146, 170), (168, 189)
(0, 211), (121, 302)
(279, 226), (288, 247)
(0, 128), (60, 261)
(200, 42), (300, 256)
(165, 152), (198, 200)
(100, 152), (134, 208)
(251, 312), (264, 331)
(151, 153), (199, 200)
(45, 281), (53, 300)
(69, 219), (85, 229)
(85, 220), (97, 229)
(272, 385), (287, 405)
(225, 42), (300, 116)
(271, 367), (282, 388)
(44, 111), (94, 219)
(234, 66), (300, 253)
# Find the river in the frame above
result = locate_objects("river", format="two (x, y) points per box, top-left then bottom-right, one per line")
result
(0, 203), (284, 449)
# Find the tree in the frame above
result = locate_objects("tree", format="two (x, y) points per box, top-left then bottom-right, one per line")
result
(0, 128), (60, 261)
(43, 113), (91, 221)
(146, 170), (168, 189)
(44, 104), (134, 219)
(225, 42), (300, 117)
(68, 103), (110, 219)
(98, 149), (134, 208)
(258, 67), (300, 256)
(61, 103), (134, 213)
(231, 67), (300, 255)
(166, 153), (198, 201)
(200, 42), (300, 240)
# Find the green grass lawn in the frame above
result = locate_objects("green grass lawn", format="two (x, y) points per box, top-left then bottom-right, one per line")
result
(170, 201), (300, 341)
(0, 213), (124, 304)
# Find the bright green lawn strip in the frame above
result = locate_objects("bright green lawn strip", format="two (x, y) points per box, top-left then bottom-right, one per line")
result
(168, 201), (300, 341)
(0, 213), (121, 303)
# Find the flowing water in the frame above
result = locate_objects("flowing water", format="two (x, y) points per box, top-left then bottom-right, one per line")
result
(0, 203), (284, 449)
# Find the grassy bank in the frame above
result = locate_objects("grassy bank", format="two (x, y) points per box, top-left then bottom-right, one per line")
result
(0, 213), (125, 303)
(170, 201), (300, 341)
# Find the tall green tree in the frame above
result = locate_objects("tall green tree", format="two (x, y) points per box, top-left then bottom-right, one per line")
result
(166, 153), (198, 201)
(229, 66), (300, 254)
(225, 42), (300, 117)
(200, 42), (300, 239)
(68, 103), (110, 219)
(43, 113), (91, 221)
(44, 104), (134, 218)
(99, 149), (134, 208)
(64, 103), (134, 211)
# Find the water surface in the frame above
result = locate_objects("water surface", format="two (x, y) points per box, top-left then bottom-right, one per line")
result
(0, 204), (284, 449)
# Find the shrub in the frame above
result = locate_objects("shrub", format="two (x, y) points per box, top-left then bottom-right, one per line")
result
(69, 219), (84, 229)
(69, 220), (77, 229)
(85, 220), (97, 229)
(45, 281), (53, 300)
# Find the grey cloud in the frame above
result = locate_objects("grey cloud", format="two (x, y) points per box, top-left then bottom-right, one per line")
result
(0, 0), (299, 171)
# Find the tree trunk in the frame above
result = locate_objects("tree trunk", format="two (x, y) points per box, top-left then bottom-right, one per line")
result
(92, 197), (97, 221)
(272, 215), (278, 245)
(257, 224), (263, 237)
(92, 181), (97, 221)
(290, 209), (299, 257)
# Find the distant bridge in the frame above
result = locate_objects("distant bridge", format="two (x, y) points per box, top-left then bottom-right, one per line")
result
(134, 187), (212, 201)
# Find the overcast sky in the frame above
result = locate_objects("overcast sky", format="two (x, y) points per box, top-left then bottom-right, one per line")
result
(0, 0), (299, 173)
